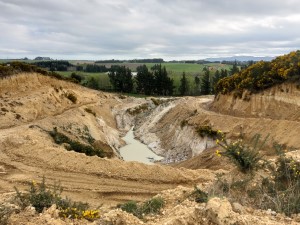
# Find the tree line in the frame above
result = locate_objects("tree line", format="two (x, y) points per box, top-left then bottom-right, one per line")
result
(95, 58), (164, 63)
(108, 64), (174, 95)
(33, 60), (72, 71)
(106, 63), (239, 96)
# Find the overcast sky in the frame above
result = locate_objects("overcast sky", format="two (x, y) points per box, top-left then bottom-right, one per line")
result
(1, 0), (300, 60)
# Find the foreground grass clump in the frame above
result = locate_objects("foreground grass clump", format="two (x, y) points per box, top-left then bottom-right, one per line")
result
(119, 197), (164, 218)
(14, 177), (100, 221)
(49, 127), (105, 158)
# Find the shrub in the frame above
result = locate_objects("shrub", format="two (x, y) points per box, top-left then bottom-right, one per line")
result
(141, 197), (164, 215)
(190, 186), (208, 203)
(65, 93), (77, 103)
(180, 119), (188, 128)
(127, 103), (148, 115)
(119, 201), (140, 217)
(119, 197), (164, 218)
(211, 141), (300, 216)
(196, 125), (219, 139)
(15, 114), (22, 120)
(258, 177), (300, 216)
(258, 148), (300, 216)
(151, 98), (163, 106)
(49, 128), (104, 158)
(14, 177), (63, 213)
(216, 134), (267, 173)
(1, 108), (8, 112)
(59, 202), (100, 221)
(84, 108), (96, 117)
(275, 156), (300, 185)
(208, 173), (253, 201)
(14, 177), (100, 221)
(70, 73), (83, 83)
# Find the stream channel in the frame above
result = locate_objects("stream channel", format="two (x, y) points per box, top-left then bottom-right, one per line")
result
(119, 127), (164, 164)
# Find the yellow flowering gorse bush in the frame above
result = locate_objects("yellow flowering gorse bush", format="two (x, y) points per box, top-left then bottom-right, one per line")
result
(59, 208), (100, 221)
(215, 132), (264, 173)
(215, 50), (300, 95)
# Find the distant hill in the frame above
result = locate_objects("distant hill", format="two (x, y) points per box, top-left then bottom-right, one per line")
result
(34, 56), (53, 60)
(205, 56), (275, 62)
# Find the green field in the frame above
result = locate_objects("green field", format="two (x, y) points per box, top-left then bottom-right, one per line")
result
(57, 71), (112, 91)
(93, 62), (231, 74)
(145, 63), (230, 75)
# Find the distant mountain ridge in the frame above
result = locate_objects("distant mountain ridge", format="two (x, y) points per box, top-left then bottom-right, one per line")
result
(205, 56), (275, 62)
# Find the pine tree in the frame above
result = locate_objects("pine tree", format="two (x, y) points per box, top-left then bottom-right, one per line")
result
(200, 67), (211, 95)
(212, 70), (221, 94)
(179, 72), (189, 96)
(220, 69), (228, 79)
(152, 64), (174, 96)
(108, 65), (133, 93)
(194, 75), (201, 95)
(123, 67), (133, 93)
(136, 65), (154, 95)
(230, 60), (240, 75)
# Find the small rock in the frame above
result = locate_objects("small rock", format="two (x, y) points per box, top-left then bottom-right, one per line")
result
(24, 206), (36, 216)
(45, 204), (59, 219)
(266, 208), (276, 216)
(232, 202), (244, 214)
(205, 197), (237, 225)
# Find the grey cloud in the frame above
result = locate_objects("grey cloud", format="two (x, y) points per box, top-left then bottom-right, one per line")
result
(0, 0), (299, 59)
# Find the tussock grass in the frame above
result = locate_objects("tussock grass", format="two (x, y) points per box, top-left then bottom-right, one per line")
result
(119, 197), (164, 218)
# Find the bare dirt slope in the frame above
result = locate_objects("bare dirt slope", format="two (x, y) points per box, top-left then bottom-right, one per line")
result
(0, 73), (215, 207)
